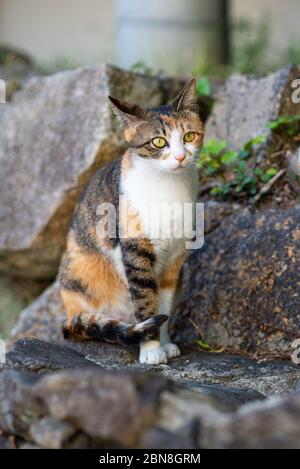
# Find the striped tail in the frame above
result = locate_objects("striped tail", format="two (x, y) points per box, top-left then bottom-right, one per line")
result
(63, 314), (168, 345)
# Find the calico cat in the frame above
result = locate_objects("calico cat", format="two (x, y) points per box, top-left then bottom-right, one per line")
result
(59, 79), (204, 364)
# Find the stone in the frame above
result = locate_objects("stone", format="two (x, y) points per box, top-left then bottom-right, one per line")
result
(211, 395), (300, 449)
(0, 369), (45, 440)
(29, 417), (78, 449)
(157, 352), (300, 397)
(6, 338), (101, 372)
(9, 334), (300, 400)
(0, 433), (15, 449)
(172, 207), (300, 359)
(2, 338), (300, 449)
(0, 64), (183, 279)
(205, 64), (300, 152)
(0, 365), (167, 448)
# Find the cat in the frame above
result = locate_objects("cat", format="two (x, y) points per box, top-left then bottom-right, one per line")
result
(59, 79), (204, 364)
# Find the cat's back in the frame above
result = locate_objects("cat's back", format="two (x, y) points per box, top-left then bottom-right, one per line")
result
(68, 157), (122, 250)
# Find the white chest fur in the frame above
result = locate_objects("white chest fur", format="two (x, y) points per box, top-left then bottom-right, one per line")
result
(120, 157), (197, 273)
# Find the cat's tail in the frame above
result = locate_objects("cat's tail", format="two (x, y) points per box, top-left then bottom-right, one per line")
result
(63, 314), (168, 345)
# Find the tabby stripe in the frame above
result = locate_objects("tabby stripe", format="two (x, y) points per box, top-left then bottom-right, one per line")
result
(130, 276), (157, 291)
(61, 279), (87, 295)
(123, 243), (156, 264)
(124, 260), (148, 272)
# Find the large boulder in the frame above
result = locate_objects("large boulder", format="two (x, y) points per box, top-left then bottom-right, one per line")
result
(205, 64), (300, 152)
(172, 207), (300, 358)
(0, 64), (182, 279)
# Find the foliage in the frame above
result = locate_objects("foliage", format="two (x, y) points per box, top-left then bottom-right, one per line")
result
(267, 115), (300, 136)
(197, 134), (282, 199)
(196, 77), (211, 97)
(195, 339), (223, 353)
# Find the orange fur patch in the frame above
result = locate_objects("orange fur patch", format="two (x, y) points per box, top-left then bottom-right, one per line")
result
(159, 254), (186, 289)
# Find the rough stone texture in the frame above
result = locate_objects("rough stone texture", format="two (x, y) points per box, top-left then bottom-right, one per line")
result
(205, 64), (300, 153)
(9, 311), (300, 399)
(172, 207), (300, 359)
(210, 395), (300, 449)
(0, 365), (167, 448)
(6, 338), (101, 373)
(0, 64), (183, 279)
(1, 338), (300, 448)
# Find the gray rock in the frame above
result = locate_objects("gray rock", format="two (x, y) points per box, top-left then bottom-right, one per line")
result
(0, 366), (167, 448)
(0, 434), (15, 449)
(29, 417), (77, 449)
(172, 207), (300, 359)
(212, 395), (300, 449)
(0, 369), (45, 439)
(179, 382), (265, 410)
(10, 295), (300, 398)
(157, 352), (300, 397)
(2, 338), (300, 449)
(205, 64), (300, 152)
(6, 338), (101, 372)
(0, 64), (183, 279)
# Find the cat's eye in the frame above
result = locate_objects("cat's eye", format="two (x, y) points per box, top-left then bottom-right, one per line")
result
(152, 137), (168, 148)
(184, 132), (196, 143)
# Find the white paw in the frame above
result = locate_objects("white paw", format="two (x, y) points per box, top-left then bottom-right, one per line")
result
(139, 346), (168, 365)
(163, 343), (181, 359)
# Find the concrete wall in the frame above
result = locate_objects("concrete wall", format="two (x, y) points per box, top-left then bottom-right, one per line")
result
(0, 0), (116, 66)
(0, 0), (300, 71)
(231, 0), (300, 61)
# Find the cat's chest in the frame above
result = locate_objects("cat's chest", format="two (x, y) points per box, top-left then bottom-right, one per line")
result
(121, 163), (196, 240)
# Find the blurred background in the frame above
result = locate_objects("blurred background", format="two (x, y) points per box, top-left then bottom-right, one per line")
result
(0, 0), (300, 80)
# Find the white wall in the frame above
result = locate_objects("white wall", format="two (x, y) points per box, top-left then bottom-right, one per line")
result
(232, 0), (300, 60)
(0, 0), (116, 66)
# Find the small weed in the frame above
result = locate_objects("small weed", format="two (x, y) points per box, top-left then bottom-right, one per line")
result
(267, 115), (300, 136)
(197, 134), (281, 199)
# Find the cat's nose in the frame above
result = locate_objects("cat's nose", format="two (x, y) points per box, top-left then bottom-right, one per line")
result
(175, 154), (186, 164)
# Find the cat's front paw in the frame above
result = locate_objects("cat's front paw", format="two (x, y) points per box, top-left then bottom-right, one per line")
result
(139, 345), (167, 365)
(163, 343), (181, 359)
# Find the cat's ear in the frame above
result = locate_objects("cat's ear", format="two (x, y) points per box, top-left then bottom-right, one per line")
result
(108, 96), (146, 127)
(171, 79), (197, 112)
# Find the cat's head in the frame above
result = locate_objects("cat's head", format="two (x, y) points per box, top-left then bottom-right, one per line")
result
(109, 79), (203, 174)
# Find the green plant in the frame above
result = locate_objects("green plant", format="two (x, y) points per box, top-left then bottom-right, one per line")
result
(196, 77), (211, 97)
(197, 139), (237, 176)
(197, 134), (281, 199)
(195, 339), (223, 353)
(267, 115), (300, 136)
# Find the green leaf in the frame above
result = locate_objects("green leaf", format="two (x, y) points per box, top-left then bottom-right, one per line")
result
(267, 114), (300, 130)
(260, 167), (278, 182)
(238, 149), (250, 159)
(265, 167), (278, 178)
(220, 150), (239, 165)
(196, 77), (211, 97)
(195, 339), (224, 353)
(201, 139), (228, 156)
(243, 135), (267, 152)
